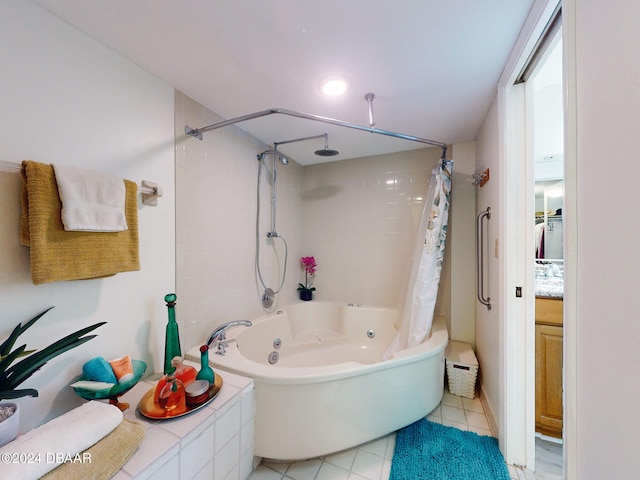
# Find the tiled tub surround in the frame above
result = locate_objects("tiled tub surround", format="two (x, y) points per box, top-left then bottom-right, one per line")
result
(175, 90), (454, 351)
(301, 148), (445, 307)
(112, 364), (255, 480)
(175, 91), (305, 350)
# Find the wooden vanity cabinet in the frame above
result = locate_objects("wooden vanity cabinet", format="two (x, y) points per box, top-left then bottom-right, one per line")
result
(535, 297), (563, 438)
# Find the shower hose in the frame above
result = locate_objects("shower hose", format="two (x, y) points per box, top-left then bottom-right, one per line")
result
(255, 154), (287, 296)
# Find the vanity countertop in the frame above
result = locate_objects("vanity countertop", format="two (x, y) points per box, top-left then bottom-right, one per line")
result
(535, 279), (563, 299)
(536, 293), (563, 300)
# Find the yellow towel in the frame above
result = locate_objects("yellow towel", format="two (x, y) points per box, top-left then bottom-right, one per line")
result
(20, 160), (140, 285)
(40, 418), (146, 480)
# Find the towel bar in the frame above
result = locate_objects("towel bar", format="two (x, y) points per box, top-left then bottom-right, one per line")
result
(0, 160), (162, 206)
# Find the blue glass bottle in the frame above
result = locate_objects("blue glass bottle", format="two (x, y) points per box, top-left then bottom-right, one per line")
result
(163, 293), (182, 375)
(196, 345), (215, 386)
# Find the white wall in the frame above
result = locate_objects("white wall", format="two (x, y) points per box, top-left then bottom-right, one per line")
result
(473, 98), (502, 433)
(448, 142), (477, 345)
(570, 0), (640, 476)
(0, 2), (175, 432)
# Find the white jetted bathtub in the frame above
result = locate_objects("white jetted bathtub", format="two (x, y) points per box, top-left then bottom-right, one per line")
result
(187, 301), (448, 461)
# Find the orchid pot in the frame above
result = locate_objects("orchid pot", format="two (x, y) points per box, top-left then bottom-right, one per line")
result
(299, 290), (313, 301)
(297, 256), (317, 302)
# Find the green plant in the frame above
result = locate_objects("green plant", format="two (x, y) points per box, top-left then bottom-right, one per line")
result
(0, 307), (105, 400)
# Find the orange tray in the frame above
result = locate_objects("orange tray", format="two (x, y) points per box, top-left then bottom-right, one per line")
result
(138, 374), (222, 419)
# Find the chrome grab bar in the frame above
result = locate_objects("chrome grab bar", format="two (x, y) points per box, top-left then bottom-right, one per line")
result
(476, 207), (492, 310)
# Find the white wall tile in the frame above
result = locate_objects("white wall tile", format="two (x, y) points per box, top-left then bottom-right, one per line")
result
(303, 149), (444, 308)
(180, 422), (216, 480)
(216, 402), (242, 453)
(215, 433), (241, 479)
(123, 426), (180, 479)
(241, 418), (255, 457)
(191, 460), (214, 480)
(239, 449), (255, 480)
(241, 386), (256, 426)
(135, 454), (180, 480)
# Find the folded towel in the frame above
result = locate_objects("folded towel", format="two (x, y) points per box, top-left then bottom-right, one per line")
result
(20, 160), (140, 285)
(82, 357), (118, 384)
(40, 418), (145, 480)
(0, 401), (122, 480)
(53, 164), (127, 232)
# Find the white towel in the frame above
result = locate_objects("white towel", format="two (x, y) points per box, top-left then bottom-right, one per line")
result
(53, 164), (128, 232)
(0, 401), (122, 480)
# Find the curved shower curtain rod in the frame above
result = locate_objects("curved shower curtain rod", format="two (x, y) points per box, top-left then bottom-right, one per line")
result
(185, 107), (448, 160)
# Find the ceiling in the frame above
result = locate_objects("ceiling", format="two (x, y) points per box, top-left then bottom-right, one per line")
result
(33, 0), (534, 165)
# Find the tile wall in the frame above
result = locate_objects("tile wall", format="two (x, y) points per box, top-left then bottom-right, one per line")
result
(302, 149), (444, 308)
(175, 92), (304, 349)
(176, 91), (451, 346)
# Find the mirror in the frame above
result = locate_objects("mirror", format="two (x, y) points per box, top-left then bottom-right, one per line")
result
(535, 179), (564, 297)
(536, 180), (563, 260)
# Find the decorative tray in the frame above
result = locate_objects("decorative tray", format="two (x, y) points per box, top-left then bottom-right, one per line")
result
(138, 373), (223, 419)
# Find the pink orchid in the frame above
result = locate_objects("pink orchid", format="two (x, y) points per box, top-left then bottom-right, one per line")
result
(301, 256), (317, 276)
(298, 256), (317, 292)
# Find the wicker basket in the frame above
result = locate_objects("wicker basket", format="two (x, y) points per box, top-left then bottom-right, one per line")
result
(445, 341), (479, 399)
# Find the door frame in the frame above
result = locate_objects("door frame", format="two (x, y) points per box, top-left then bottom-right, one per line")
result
(498, 0), (576, 476)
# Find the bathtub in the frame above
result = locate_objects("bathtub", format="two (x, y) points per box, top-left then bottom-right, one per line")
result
(186, 301), (448, 461)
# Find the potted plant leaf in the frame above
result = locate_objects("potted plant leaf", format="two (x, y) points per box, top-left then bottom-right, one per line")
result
(0, 307), (105, 446)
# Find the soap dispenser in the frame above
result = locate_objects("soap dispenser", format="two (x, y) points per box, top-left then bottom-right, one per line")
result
(163, 293), (182, 375)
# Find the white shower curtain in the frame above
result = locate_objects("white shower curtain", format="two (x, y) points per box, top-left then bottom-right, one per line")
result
(384, 157), (453, 360)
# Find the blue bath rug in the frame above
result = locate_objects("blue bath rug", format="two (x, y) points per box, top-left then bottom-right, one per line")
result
(390, 419), (510, 480)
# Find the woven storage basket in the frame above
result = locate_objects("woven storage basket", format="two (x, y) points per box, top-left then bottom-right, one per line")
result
(445, 341), (479, 399)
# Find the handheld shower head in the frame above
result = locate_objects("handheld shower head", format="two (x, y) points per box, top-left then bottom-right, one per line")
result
(257, 150), (289, 165)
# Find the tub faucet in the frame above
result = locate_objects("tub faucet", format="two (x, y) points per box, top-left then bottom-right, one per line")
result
(206, 320), (252, 355)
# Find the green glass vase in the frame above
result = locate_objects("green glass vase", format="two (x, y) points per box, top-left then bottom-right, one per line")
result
(196, 345), (215, 386)
(163, 293), (182, 375)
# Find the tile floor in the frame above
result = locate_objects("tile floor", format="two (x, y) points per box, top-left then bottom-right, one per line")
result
(248, 389), (561, 480)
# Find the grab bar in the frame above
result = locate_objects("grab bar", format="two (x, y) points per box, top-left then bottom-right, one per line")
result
(476, 207), (492, 310)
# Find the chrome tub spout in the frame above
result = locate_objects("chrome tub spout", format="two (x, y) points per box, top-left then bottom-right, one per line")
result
(206, 320), (252, 355)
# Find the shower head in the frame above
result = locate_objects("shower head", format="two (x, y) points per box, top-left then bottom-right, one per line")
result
(314, 147), (340, 157)
(314, 135), (339, 157)
(258, 149), (289, 165)
(271, 133), (339, 159)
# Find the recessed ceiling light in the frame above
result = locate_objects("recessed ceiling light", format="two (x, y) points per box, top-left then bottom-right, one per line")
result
(319, 77), (349, 96)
